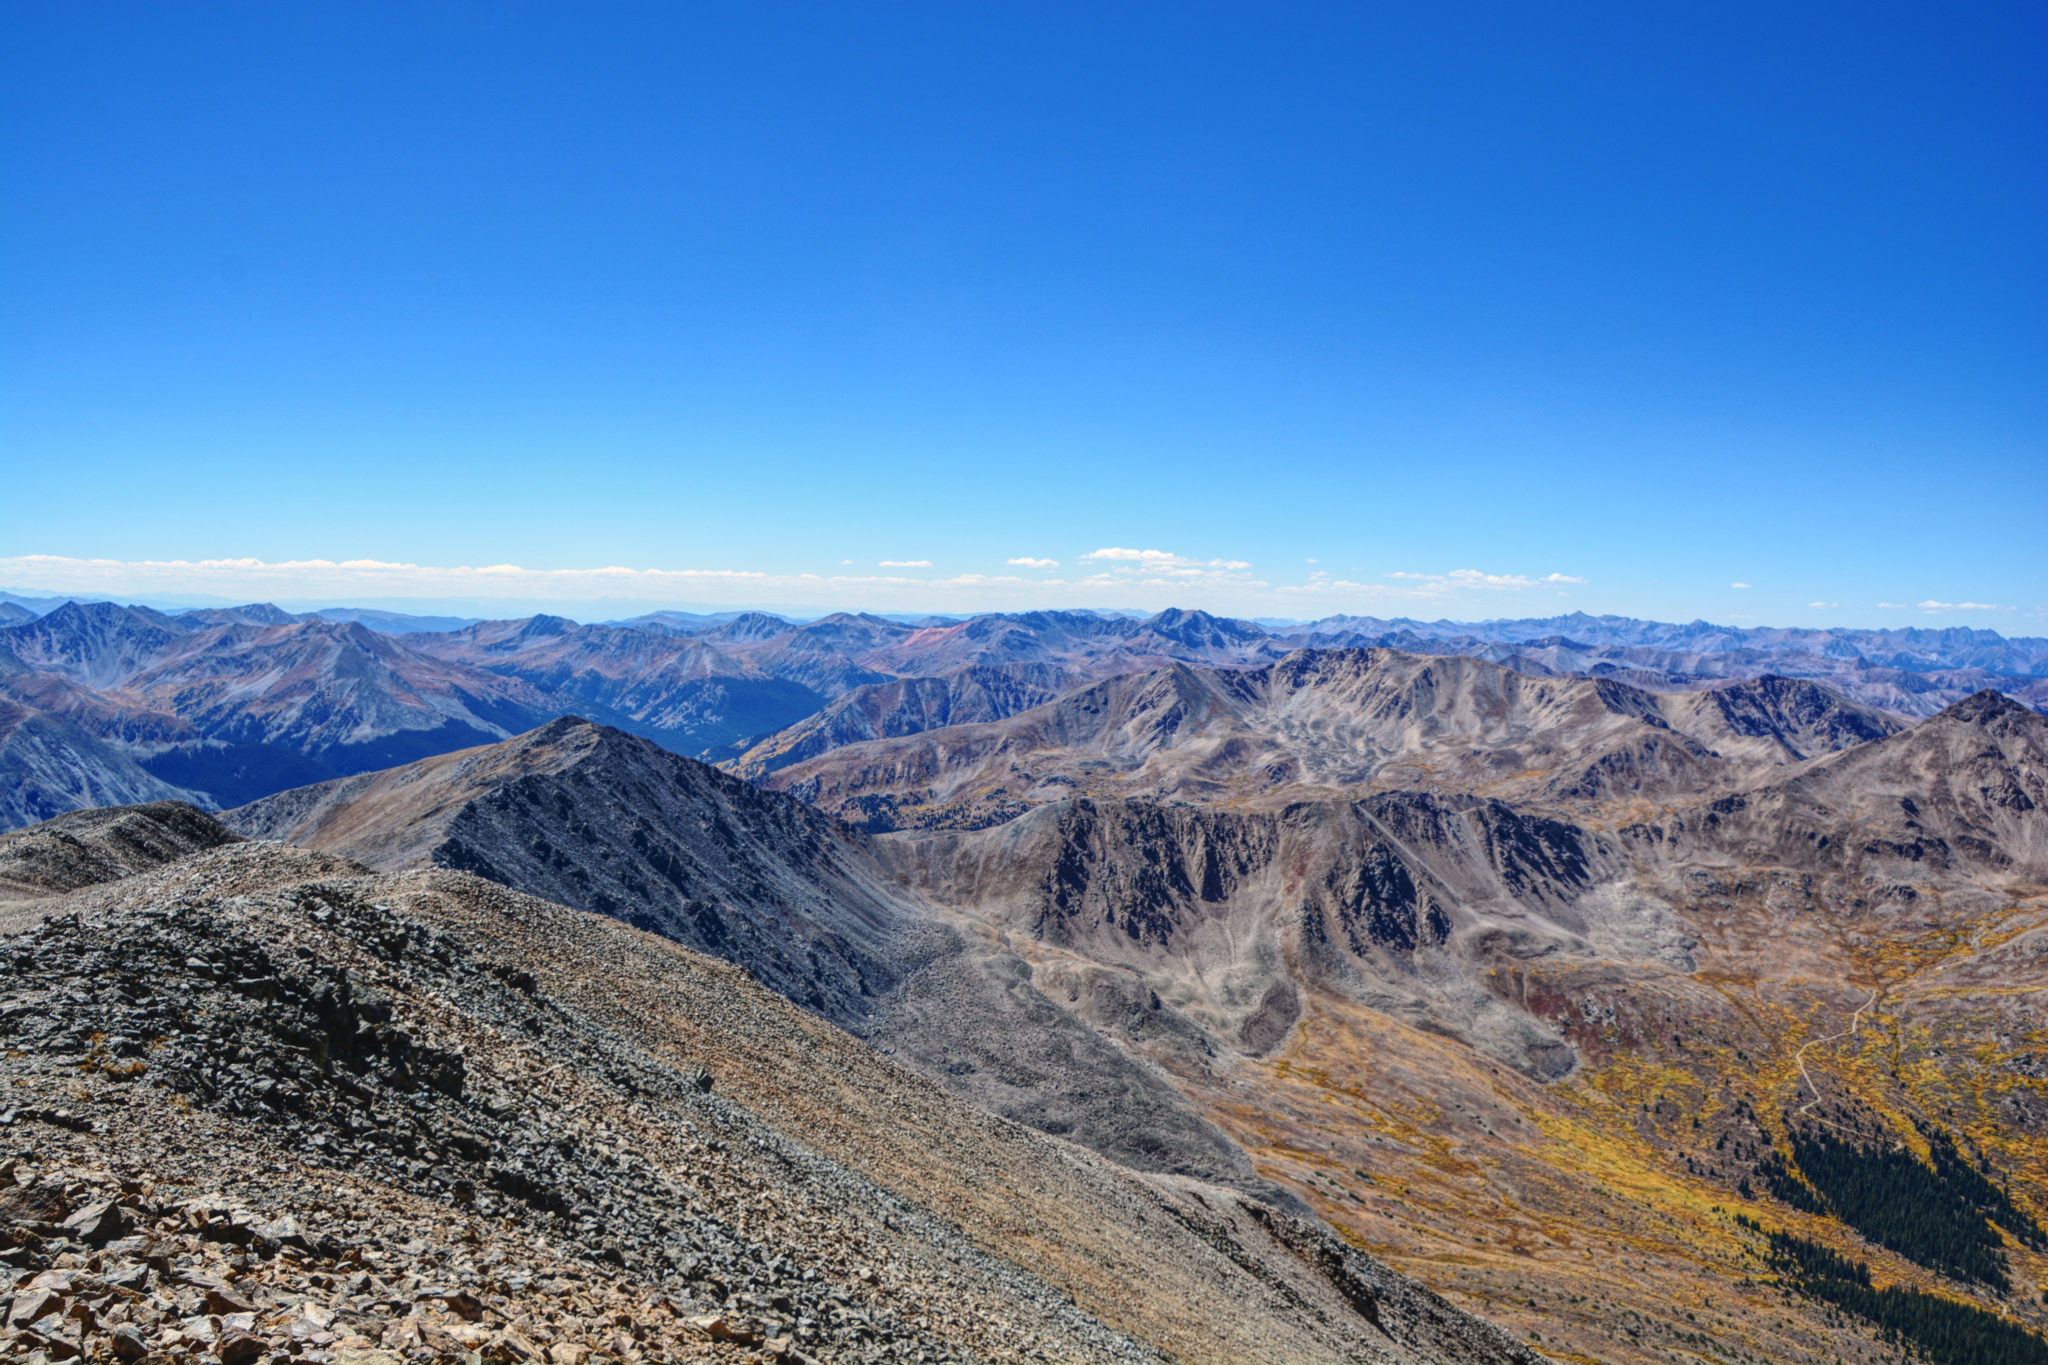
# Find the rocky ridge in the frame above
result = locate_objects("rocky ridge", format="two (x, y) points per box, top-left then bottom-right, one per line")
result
(0, 800), (242, 903)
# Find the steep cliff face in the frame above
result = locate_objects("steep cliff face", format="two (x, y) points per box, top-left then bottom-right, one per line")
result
(891, 790), (1685, 1079)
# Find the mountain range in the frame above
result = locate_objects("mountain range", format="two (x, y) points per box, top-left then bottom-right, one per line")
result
(4, 597), (2048, 1362)
(2, 596), (2042, 830)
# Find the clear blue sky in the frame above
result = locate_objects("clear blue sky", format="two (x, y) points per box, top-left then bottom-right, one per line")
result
(3, 2), (2042, 625)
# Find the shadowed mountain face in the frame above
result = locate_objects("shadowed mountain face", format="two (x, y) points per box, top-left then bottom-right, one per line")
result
(0, 703), (211, 852)
(759, 649), (1905, 830)
(227, 718), (912, 1021)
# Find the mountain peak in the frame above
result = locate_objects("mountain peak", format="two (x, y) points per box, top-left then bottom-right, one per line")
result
(523, 713), (600, 745)
(1937, 688), (2034, 726)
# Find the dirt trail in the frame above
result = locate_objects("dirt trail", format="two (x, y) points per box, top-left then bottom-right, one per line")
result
(1792, 985), (1880, 1127)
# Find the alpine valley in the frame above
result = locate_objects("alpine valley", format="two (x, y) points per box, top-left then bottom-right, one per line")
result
(2, 597), (2046, 1365)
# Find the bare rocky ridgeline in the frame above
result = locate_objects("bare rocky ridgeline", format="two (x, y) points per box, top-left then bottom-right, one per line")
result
(0, 817), (1545, 1365)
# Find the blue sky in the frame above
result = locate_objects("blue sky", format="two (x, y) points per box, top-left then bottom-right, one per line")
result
(2, 2), (2042, 625)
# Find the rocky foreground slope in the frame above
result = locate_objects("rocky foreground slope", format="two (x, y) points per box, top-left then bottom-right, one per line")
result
(0, 806), (1542, 1365)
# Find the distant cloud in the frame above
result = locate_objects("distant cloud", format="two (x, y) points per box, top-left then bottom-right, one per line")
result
(1078, 548), (1253, 577)
(1384, 569), (1560, 593)
(1293, 568), (1586, 600)
(1305, 557), (1319, 564)
(878, 559), (932, 568)
(1731, 582), (1751, 589)
(1809, 601), (1839, 608)
(1083, 547), (1177, 563)
(1875, 599), (2006, 613)
(1007, 557), (1059, 568)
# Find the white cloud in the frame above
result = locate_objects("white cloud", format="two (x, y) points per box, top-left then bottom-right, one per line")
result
(878, 559), (932, 568)
(1917, 599), (2003, 612)
(1076, 548), (1253, 577)
(1007, 557), (1059, 568)
(1082, 547), (1177, 563)
(1379, 569), (1560, 594)
(1305, 557), (1318, 564)
(1277, 568), (1586, 601)
(1809, 601), (1839, 608)
(1731, 582), (1751, 589)
(1448, 569), (1539, 589)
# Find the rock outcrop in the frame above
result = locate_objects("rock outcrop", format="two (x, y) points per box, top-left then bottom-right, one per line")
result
(0, 799), (241, 905)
